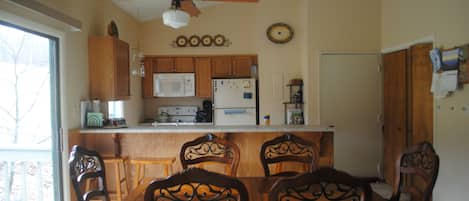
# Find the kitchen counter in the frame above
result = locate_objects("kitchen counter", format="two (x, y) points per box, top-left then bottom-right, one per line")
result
(69, 125), (334, 179)
(78, 125), (334, 134)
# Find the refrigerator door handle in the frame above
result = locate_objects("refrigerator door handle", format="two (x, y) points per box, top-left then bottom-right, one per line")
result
(223, 109), (248, 115)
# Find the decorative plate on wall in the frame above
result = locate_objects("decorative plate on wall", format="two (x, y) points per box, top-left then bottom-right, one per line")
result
(176, 35), (188, 47)
(189, 35), (201, 47)
(266, 23), (294, 44)
(171, 34), (230, 47)
(201, 35), (213, 46)
(213, 34), (226, 46)
(107, 20), (119, 38)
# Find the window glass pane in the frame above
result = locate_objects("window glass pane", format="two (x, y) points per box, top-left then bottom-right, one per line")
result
(0, 23), (57, 201)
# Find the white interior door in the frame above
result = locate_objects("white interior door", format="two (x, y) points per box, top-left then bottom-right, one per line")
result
(320, 53), (381, 177)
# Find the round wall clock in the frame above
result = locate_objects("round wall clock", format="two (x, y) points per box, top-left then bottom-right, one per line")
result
(176, 35), (188, 47)
(201, 35), (213, 46)
(266, 23), (294, 44)
(213, 34), (226, 46)
(189, 35), (201, 47)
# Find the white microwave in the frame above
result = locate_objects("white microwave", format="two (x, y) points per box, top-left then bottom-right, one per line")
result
(153, 73), (195, 97)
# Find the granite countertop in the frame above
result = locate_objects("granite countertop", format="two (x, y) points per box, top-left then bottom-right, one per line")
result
(78, 125), (334, 134)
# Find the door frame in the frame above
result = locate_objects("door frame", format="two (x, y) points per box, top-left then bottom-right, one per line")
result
(0, 17), (64, 201)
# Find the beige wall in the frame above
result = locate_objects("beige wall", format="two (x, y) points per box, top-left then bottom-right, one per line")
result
(140, 0), (306, 124)
(307, 0), (382, 125)
(382, 0), (469, 200)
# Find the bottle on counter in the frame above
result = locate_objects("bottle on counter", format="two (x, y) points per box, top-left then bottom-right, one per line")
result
(263, 114), (270, 126)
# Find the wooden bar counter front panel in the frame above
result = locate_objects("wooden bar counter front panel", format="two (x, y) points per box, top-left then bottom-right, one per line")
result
(69, 131), (333, 177)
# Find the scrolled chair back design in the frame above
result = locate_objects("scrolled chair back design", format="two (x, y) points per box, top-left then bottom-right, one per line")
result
(269, 168), (372, 201)
(391, 141), (439, 201)
(144, 168), (249, 201)
(260, 133), (319, 176)
(68, 145), (109, 201)
(180, 133), (240, 176)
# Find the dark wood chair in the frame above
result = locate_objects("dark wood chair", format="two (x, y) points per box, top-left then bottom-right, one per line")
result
(260, 133), (319, 176)
(269, 167), (372, 201)
(144, 167), (249, 201)
(180, 133), (240, 176)
(69, 145), (110, 201)
(389, 141), (439, 201)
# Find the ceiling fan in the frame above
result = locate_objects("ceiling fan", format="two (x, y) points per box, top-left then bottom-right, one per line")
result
(163, 0), (258, 29)
(179, 0), (258, 17)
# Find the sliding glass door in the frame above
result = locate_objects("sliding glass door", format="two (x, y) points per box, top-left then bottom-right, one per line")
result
(0, 21), (62, 201)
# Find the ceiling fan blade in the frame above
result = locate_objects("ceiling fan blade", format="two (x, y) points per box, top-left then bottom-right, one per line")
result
(181, 0), (201, 17)
(202, 0), (258, 2)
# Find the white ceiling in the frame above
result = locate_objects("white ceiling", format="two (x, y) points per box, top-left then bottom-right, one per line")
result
(112, 0), (222, 22)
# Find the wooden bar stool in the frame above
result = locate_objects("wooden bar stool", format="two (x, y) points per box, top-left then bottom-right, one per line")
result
(129, 157), (176, 188)
(102, 134), (130, 201)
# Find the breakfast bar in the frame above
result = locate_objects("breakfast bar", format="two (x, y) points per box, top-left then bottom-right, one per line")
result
(69, 125), (334, 177)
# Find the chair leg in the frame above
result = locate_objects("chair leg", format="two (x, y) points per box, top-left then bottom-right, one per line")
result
(114, 163), (122, 201)
(134, 163), (141, 188)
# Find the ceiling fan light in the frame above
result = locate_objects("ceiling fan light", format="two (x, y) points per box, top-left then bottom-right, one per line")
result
(162, 9), (190, 29)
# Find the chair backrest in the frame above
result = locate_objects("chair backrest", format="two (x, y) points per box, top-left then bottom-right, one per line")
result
(260, 133), (319, 176)
(391, 141), (439, 201)
(144, 167), (249, 201)
(69, 145), (109, 201)
(180, 133), (240, 176)
(269, 167), (372, 201)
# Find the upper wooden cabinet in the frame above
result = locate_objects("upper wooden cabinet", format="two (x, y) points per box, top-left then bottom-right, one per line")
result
(212, 56), (255, 78)
(154, 57), (195, 73)
(195, 57), (212, 98)
(142, 57), (154, 98)
(232, 56), (254, 77)
(211, 56), (232, 77)
(175, 57), (195, 72)
(89, 36), (130, 100)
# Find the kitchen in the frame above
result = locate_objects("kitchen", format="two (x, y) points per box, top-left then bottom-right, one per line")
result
(0, 0), (468, 201)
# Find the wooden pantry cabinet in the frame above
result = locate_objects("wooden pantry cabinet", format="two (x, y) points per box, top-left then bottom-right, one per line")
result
(382, 43), (433, 187)
(89, 36), (130, 100)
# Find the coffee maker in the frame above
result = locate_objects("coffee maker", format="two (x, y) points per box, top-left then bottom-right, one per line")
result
(196, 100), (212, 123)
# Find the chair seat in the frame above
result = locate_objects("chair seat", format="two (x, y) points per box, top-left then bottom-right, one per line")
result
(370, 182), (411, 201)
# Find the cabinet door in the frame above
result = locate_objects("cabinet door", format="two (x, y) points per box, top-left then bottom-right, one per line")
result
(154, 57), (175, 73)
(115, 39), (130, 98)
(211, 56), (232, 78)
(232, 56), (253, 77)
(383, 50), (407, 187)
(175, 57), (195, 72)
(195, 57), (212, 98)
(142, 57), (154, 98)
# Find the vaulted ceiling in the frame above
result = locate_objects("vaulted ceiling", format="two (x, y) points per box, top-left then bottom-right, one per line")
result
(112, 0), (222, 22)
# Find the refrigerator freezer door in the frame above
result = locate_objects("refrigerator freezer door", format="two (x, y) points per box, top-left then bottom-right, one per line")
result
(213, 79), (256, 108)
(214, 108), (256, 125)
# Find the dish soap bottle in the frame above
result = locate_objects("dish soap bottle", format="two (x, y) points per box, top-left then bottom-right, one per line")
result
(263, 114), (271, 126)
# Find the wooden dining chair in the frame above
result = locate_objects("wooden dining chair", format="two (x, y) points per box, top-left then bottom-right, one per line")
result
(180, 133), (240, 176)
(144, 167), (249, 201)
(269, 167), (372, 201)
(389, 141), (439, 201)
(260, 133), (319, 176)
(69, 145), (110, 201)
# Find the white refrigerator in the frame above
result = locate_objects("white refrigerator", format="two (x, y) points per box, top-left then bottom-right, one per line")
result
(213, 79), (257, 125)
